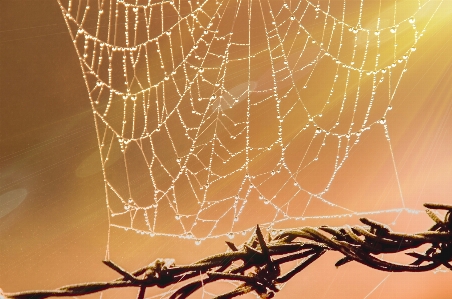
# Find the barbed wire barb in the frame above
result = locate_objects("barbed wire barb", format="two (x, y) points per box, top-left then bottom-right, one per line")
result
(3, 203), (452, 299)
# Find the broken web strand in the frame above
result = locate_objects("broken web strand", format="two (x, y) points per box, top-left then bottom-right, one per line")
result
(57, 0), (444, 263)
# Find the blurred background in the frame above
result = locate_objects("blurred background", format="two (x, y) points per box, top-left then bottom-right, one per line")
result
(1, 0), (452, 298)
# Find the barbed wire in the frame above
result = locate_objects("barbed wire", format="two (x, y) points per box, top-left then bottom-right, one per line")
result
(3, 203), (452, 299)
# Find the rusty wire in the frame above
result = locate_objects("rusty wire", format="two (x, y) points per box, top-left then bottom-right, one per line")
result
(3, 203), (452, 299)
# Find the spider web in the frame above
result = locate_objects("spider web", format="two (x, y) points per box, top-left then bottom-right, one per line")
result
(57, 0), (443, 248)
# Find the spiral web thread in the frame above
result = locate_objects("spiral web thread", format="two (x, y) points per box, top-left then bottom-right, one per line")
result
(57, 0), (443, 248)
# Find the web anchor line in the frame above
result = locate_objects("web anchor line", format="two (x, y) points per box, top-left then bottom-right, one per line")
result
(4, 203), (452, 299)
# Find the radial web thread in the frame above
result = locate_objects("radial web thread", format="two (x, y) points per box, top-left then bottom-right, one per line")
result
(58, 0), (443, 245)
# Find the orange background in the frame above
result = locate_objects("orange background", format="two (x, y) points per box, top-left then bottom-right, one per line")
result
(1, 0), (452, 298)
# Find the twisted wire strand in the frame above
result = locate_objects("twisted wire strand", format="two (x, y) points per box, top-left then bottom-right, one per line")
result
(3, 203), (452, 299)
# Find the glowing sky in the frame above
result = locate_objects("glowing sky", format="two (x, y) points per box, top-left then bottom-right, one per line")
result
(1, 0), (452, 298)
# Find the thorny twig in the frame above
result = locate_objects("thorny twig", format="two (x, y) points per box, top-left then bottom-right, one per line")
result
(3, 203), (452, 299)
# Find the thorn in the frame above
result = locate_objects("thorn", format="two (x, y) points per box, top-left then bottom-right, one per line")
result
(424, 203), (452, 210)
(359, 218), (390, 235)
(425, 209), (444, 225)
(335, 256), (352, 268)
(137, 286), (146, 299)
(226, 241), (238, 251)
(442, 262), (452, 270)
(255, 225), (270, 259)
(103, 260), (140, 283)
(406, 252), (431, 266)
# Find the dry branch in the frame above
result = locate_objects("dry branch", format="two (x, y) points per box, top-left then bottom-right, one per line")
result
(3, 203), (452, 299)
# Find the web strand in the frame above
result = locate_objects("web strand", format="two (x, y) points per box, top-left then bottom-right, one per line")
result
(57, 0), (442, 246)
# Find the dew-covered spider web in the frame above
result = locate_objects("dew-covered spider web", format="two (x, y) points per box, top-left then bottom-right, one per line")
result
(58, 0), (443, 248)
